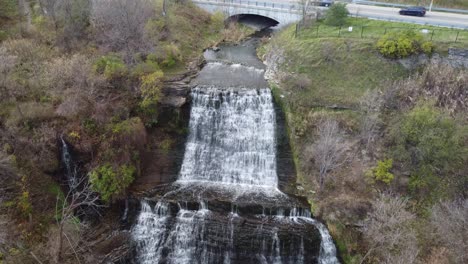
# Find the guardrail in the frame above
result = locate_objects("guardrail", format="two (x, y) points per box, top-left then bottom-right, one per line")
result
(295, 23), (468, 43)
(351, 0), (468, 14)
(193, 0), (302, 11)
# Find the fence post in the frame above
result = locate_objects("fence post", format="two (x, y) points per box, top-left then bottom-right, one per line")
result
(317, 25), (319, 38)
(338, 26), (341, 37)
(431, 30), (435, 41)
(295, 23), (298, 38)
(384, 28), (387, 35)
(455, 31), (460, 43)
(361, 26), (364, 38)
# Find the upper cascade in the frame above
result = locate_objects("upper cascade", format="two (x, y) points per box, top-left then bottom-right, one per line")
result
(177, 87), (278, 187)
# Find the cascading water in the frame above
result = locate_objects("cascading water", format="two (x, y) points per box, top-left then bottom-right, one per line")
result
(132, 33), (339, 264)
(60, 136), (79, 189)
(178, 87), (277, 186)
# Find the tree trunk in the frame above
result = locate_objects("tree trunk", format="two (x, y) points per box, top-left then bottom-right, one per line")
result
(55, 222), (63, 263)
(18, 0), (32, 32)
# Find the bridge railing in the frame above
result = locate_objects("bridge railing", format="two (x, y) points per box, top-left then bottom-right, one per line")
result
(192, 0), (303, 11)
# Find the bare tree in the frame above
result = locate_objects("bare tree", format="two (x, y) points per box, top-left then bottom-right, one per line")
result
(91, 0), (155, 58)
(52, 177), (101, 263)
(0, 47), (17, 101)
(359, 90), (383, 150)
(310, 119), (347, 189)
(0, 46), (27, 121)
(430, 199), (468, 263)
(361, 193), (419, 264)
(39, 0), (91, 51)
(18, 0), (32, 31)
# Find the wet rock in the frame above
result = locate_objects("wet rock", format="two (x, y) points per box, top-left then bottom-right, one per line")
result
(159, 96), (187, 108)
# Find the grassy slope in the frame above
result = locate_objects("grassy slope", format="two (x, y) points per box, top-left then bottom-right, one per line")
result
(262, 22), (410, 263)
(263, 17), (466, 263)
(262, 23), (407, 198)
(266, 24), (407, 109)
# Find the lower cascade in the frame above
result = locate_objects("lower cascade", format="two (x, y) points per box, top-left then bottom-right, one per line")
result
(132, 37), (339, 264)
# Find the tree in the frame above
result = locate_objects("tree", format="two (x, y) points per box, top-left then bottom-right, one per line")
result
(0, 46), (17, 101)
(430, 199), (468, 263)
(362, 193), (419, 264)
(390, 102), (466, 202)
(310, 119), (347, 189)
(52, 177), (101, 263)
(359, 90), (383, 150)
(0, 0), (18, 21)
(38, 0), (91, 51)
(324, 3), (349, 26)
(0, 46), (27, 123)
(91, 0), (155, 58)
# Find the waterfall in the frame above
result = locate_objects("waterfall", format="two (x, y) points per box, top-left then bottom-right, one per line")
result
(133, 201), (171, 264)
(178, 87), (277, 187)
(60, 136), (79, 189)
(132, 42), (339, 263)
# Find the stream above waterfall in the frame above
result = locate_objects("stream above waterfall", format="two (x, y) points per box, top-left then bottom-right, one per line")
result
(131, 26), (339, 264)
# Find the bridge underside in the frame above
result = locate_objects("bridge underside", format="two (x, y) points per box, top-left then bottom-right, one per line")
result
(194, 1), (302, 27)
(227, 14), (279, 29)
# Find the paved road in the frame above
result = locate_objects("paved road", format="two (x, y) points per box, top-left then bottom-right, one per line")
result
(346, 3), (468, 29)
(245, 0), (468, 28)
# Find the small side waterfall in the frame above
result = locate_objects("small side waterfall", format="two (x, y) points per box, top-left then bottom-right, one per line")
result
(60, 136), (79, 189)
(132, 35), (339, 263)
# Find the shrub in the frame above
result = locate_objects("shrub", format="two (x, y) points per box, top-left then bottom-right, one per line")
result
(421, 41), (434, 54)
(362, 194), (418, 263)
(109, 117), (147, 149)
(377, 30), (434, 58)
(324, 3), (349, 26)
(139, 70), (163, 117)
(161, 44), (181, 68)
(94, 55), (127, 80)
(0, 0), (18, 21)
(45, 54), (103, 92)
(89, 163), (135, 202)
(18, 191), (32, 219)
(6, 102), (55, 128)
(389, 102), (466, 202)
(366, 159), (394, 184)
(131, 57), (160, 79)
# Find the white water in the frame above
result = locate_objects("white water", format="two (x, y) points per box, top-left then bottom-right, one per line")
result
(60, 137), (78, 189)
(133, 53), (339, 264)
(178, 87), (278, 187)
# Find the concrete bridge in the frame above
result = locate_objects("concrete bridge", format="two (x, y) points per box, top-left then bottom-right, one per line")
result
(192, 0), (308, 27)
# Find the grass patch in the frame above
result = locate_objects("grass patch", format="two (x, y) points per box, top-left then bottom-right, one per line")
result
(297, 17), (468, 44)
(275, 25), (407, 109)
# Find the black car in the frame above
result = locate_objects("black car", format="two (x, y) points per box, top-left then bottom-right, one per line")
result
(318, 0), (334, 7)
(399, 6), (426, 17)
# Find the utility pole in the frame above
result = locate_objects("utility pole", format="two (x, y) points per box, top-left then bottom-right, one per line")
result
(429, 0), (434, 12)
